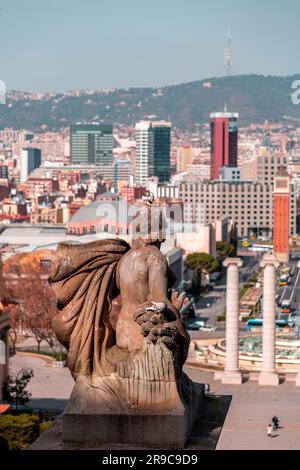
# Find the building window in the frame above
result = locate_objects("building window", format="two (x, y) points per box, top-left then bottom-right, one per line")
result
(40, 259), (52, 274)
(0, 339), (6, 365)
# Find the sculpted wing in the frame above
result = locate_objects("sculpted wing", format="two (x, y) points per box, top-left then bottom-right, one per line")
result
(49, 238), (130, 378)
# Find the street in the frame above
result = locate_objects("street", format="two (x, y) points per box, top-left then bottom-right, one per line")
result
(194, 254), (260, 328)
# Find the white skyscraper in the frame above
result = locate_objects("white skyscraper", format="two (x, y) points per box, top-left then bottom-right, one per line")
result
(20, 148), (42, 183)
(135, 121), (154, 186)
(135, 120), (171, 185)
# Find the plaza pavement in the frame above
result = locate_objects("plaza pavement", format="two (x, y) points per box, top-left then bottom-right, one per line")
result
(9, 350), (300, 449)
(10, 353), (74, 411)
(186, 366), (300, 450)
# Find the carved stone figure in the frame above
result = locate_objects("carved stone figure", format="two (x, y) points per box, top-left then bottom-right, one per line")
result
(49, 202), (204, 447)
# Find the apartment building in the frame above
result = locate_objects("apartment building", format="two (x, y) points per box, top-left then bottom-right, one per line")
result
(179, 180), (296, 238)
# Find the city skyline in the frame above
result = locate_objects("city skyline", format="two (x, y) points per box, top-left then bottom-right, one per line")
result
(0, 0), (300, 93)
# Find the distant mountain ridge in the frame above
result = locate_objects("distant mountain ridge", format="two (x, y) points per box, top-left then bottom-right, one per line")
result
(1, 74), (300, 131)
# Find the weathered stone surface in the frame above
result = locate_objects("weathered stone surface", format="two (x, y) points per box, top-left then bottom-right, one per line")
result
(38, 201), (205, 448)
(30, 387), (219, 451)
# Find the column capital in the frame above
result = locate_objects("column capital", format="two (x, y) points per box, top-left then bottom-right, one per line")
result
(260, 253), (280, 269)
(223, 257), (243, 268)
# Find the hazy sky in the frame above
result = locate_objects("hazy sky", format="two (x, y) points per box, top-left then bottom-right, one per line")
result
(0, 0), (299, 92)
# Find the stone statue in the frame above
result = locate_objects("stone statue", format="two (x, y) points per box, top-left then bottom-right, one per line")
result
(49, 201), (204, 448)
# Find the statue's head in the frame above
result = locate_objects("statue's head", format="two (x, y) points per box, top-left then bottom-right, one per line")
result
(131, 202), (166, 247)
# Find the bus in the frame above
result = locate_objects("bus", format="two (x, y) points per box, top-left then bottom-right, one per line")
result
(248, 244), (273, 253)
(247, 318), (290, 330)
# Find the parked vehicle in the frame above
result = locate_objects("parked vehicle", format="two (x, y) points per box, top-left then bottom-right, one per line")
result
(186, 320), (206, 330)
(199, 325), (216, 332)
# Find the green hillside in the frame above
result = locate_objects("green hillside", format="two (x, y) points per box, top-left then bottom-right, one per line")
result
(1, 74), (300, 131)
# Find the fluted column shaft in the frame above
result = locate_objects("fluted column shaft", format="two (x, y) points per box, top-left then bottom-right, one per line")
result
(259, 254), (279, 386)
(225, 263), (240, 373)
(220, 258), (243, 385)
(261, 264), (276, 373)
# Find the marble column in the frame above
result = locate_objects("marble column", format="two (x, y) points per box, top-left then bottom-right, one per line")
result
(258, 254), (280, 386)
(221, 257), (243, 385)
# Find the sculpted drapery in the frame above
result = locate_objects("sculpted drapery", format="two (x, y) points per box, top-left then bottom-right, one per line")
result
(49, 239), (130, 378)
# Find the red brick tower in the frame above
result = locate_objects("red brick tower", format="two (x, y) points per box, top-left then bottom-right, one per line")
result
(210, 112), (238, 180)
(273, 167), (290, 263)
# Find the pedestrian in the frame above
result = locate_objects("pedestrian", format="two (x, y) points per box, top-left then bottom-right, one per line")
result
(271, 416), (277, 430)
(267, 424), (272, 437)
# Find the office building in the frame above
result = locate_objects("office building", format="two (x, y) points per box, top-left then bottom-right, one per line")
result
(210, 112), (238, 180)
(0, 166), (8, 179)
(153, 121), (171, 182)
(220, 166), (241, 181)
(257, 150), (287, 185)
(177, 146), (193, 173)
(135, 121), (171, 185)
(186, 164), (210, 180)
(179, 180), (296, 238)
(135, 122), (154, 185)
(70, 124), (113, 165)
(20, 148), (42, 183)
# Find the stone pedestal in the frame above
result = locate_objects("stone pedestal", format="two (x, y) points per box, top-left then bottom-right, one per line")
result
(258, 371), (280, 386)
(221, 370), (243, 385)
(258, 254), (279, 386)
(62, 376), (203, 448)
(221, 258), (243, 385)
(62, 342), (205, 448)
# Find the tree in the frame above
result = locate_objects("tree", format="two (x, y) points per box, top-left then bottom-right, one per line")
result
(4, 257), (58, 354)
(185, 253), (221, 295)
(216, 241), (236, 262)
(4, 368), (34, 410)
(23, 275), (57, 353)
(186, 252), (221, 274)
(5, 302), (21, 355)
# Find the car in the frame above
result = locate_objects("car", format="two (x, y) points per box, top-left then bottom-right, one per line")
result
(186, 320), (206, 330)
(187, 324), (200, 331)
(199, 325), (216, 332)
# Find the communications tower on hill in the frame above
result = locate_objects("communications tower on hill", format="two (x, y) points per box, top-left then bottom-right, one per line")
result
(225, 28), (232, 76)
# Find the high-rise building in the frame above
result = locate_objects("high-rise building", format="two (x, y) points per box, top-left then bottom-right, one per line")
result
(0, 165), (8, 179)
(20, 148), (42, 183)
(210, 112), (238, 180)
(153, 122), (171, 182)
(256, 150), (287, 185)
(135, 122), (154, 186)
(70, 124), (113, 165)
(273, 167), (290, 263)
(177, 146), (193, 173)
(135, 121), (171, 185)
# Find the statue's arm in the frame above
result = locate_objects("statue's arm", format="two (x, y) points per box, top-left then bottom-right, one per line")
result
(148, 255), (190, 364)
